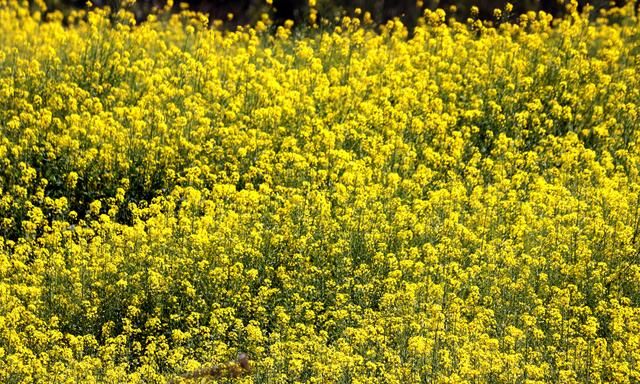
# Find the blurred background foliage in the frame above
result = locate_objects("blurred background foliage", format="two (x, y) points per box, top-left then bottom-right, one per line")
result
(29, 0), (639, 28)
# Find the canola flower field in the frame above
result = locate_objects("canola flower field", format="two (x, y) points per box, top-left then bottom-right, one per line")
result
(1, 0), (640, 382)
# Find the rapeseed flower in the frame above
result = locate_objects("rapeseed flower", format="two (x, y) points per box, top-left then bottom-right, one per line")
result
(1, 1), (640, 382)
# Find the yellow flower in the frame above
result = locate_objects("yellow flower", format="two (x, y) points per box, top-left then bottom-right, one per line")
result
(1, 1), (639, 382)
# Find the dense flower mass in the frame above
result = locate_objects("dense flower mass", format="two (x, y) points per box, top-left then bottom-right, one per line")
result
(1, 0), (640, 382)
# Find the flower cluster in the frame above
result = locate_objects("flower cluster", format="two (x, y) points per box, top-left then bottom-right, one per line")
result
(1, 0), (640, 382)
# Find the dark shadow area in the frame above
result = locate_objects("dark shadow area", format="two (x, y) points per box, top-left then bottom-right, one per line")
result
(29, 0), (639, 29)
